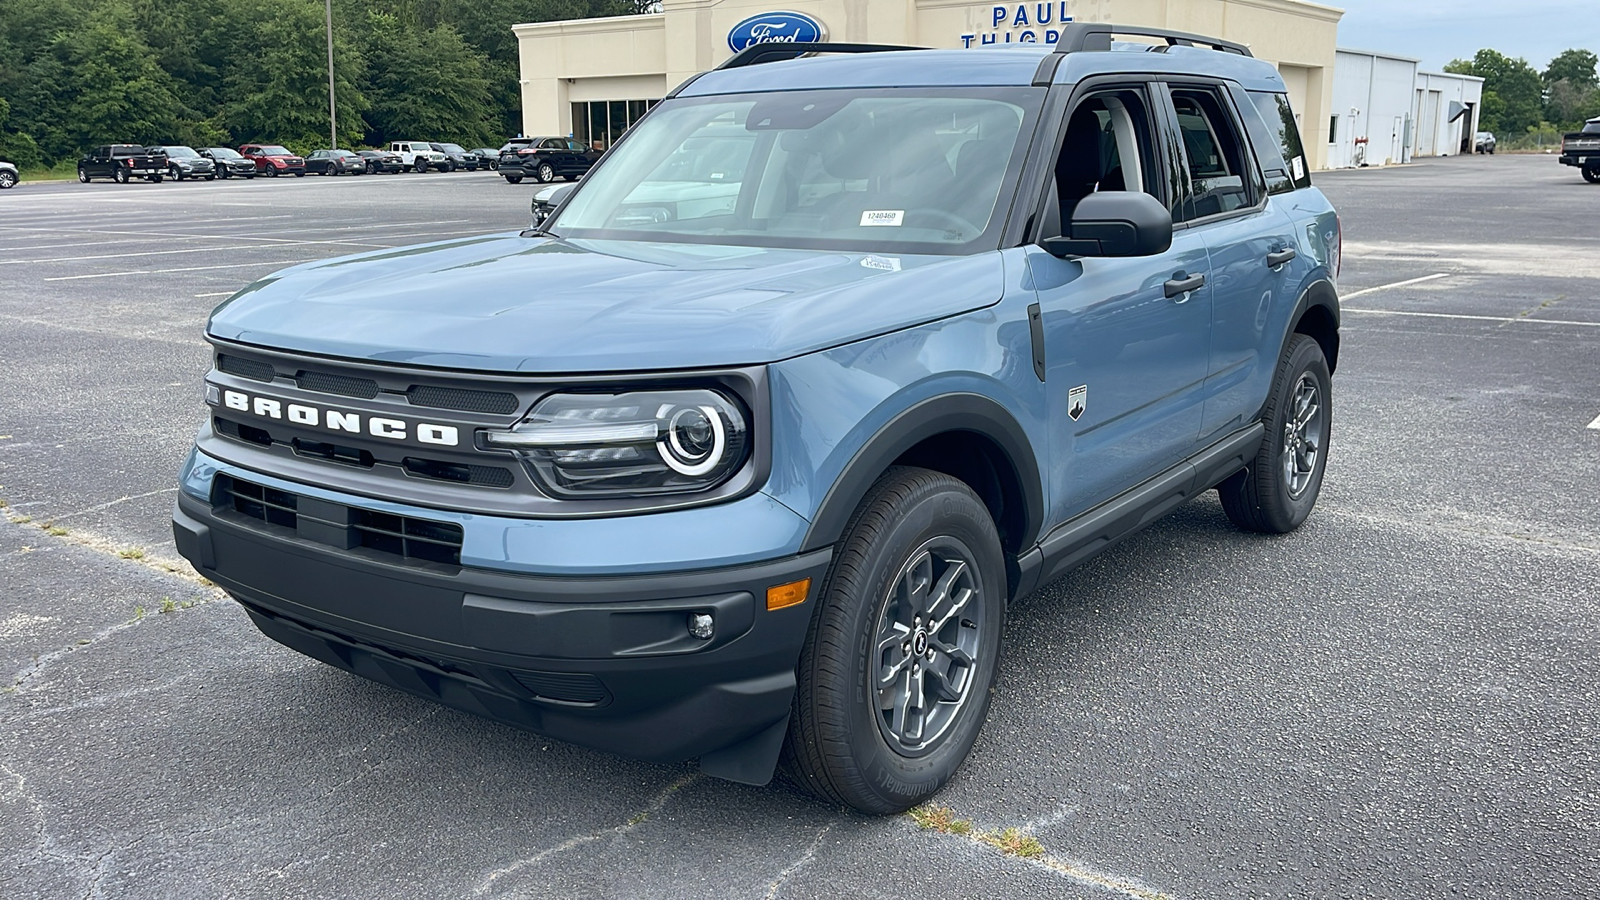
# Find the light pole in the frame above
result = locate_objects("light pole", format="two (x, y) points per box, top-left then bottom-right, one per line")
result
(325, 0), (337, 148)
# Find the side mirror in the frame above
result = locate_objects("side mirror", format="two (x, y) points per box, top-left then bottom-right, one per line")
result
(1040, 191), (1174, 258)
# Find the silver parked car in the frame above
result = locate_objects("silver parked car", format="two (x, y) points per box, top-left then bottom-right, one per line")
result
(1475, 131), (1496, 154)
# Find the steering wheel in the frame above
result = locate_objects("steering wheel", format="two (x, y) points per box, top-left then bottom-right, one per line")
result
(905, 207), (978, 238)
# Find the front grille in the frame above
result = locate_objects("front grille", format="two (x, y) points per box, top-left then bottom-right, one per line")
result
(402, 457), (514, 488)
(510, 671), (611, 706)
(218, 354), (276, 382)
(217, 474), (298, 530)
(214, 473), (463, 568)
(406, 384), (519, 415)
(296, 370), (379, 399)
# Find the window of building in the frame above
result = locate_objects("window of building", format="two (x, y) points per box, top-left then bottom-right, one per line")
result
(571, 99), (662, 150)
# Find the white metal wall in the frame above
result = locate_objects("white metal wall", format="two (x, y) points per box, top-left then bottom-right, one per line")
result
(1411, 71), (1485, 158)
(1329, 49), (1419, 168)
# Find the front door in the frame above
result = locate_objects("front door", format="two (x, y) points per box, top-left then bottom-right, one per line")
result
(1028, 85), (1213, 523)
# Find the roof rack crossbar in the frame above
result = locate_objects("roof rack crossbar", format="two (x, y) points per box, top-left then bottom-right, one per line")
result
(716, 42), (925, 71)
(1052, 23), (1252, 57)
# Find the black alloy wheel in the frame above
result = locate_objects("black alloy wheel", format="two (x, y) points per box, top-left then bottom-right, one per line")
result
(1218, 334), (1332, 533)
(784, 467), (1005, 814)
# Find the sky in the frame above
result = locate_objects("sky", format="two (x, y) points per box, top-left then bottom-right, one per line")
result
(1329, 0), (1600, 72)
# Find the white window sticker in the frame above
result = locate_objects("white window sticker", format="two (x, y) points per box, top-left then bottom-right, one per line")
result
(860, 255), (902, 272)
(860, 210), (904, 227)
(1292, 157), (1305, 181)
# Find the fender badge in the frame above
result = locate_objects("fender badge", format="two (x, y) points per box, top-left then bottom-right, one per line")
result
(1068, 385), (1087, 421)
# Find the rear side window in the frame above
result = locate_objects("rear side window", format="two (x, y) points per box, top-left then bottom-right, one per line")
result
(1169, 87), (1258, 220)
(1243, 90), (1312, 193)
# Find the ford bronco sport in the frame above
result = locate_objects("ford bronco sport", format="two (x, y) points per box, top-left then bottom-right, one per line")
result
(174, 25), (1340, 815)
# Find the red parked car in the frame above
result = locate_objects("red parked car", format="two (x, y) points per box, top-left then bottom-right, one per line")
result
(239, 144), (306, 177)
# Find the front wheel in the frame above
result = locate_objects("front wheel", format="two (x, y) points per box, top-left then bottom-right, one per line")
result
(148, 175), (163, 183)
(414, 160), (428, 173)
(784, 467), (1006, 815)
(169, 166), (183, 181)
(78, 168), (90, 183)
(0, 170), (15, 189)
(504, 174), (523, 184)
(204, 175), (215, 181)
(1218, 334), (1332, 533)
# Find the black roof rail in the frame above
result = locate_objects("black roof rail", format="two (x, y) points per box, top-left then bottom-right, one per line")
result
(1033, 23), (1253, 84)
(716, 42), (925, 71)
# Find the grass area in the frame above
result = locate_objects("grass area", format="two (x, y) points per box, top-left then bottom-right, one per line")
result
(16, 161), (80, 183)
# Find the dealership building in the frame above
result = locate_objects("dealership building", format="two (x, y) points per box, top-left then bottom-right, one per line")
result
(1329, 47), (1484, 168)
(514, 0), (1344, 169)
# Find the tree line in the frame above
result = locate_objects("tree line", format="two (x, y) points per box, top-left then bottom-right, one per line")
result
(1446, 47), (1600, 139)
(0, 0), (650, 169)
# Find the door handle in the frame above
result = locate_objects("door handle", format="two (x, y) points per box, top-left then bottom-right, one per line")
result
(1164, 272), (1206, 300)
(1266, 247), (1298, 268)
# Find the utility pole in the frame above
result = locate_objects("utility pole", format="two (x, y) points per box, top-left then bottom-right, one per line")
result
(325, 0), (337, 148)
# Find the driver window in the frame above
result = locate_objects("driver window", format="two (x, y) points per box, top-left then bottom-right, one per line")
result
(1051, 89), (1160, 224)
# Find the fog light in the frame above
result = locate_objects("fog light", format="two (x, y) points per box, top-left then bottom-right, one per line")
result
(688, 612), (714, 640)
(766, 578), (811, 611)
(204, 383), (220, 405)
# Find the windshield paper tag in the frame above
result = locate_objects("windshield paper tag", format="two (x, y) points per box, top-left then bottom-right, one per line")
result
(860, 255), (902, 272)
(860, 210), (904, 227)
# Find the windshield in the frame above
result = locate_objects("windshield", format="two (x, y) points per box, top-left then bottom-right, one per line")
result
(163, 146), (199, 158)
(258, 146), (292, 156)
(209, 148), (241, 159)
(440, 144), (466, 153)
(551, 88), (1038, 254)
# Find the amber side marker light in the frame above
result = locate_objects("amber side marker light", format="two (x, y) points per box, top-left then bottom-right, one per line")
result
(766, 578), (811, 611)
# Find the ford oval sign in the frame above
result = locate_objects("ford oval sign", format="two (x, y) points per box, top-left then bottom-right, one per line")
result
(727, 11), (827, 53)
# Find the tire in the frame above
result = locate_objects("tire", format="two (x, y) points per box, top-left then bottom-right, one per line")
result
(294, 171), (304, 177)
(204, 175), (215, 181)
(78, 168), (90, 183)
(446, 161), (456, 173)
(415, 160), (428, 173)
(783, 467), (1006, 815)
(170, 166), (183, 181)
(0, 170), (15, 189)
(1217, 334), (1332, 534)
(1584, 167), (1600, 184)
(537, 162), (556, 183)
(266, 167), (278, 177)
(149, 175), (163, 183)
(504, 174), (523, 184)
(114, 167), (129, 184)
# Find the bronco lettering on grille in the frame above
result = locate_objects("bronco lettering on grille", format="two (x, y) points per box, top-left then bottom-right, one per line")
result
(219, 389), (460, 447)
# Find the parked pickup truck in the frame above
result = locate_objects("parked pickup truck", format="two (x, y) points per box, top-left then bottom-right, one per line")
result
(1560, 117), (1600, 182)
(78, 145), (169, 183)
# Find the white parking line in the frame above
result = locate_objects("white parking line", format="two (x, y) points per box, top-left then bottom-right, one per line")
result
(1588, 414), (1600, 430)
(1339, 273), (1451, 299)
(195, 292), (237, 297)
(1344, 308), (1600, 327)
(44, 259), (317, 281)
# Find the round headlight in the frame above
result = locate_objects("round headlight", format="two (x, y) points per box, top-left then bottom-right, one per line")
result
(662, 405), (723, 476)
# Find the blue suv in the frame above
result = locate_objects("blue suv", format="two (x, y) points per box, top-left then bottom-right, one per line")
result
(173, 25), (1340, 815)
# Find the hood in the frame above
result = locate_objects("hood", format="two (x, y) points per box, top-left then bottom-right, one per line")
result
(207, 234), (1004, 373)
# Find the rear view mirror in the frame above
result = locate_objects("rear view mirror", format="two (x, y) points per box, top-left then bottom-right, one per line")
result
(1040, 192), (1174, 258)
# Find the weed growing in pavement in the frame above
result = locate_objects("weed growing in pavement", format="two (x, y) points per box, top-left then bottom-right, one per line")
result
(979, 826), (1046, 859)
(160, 597), (177, 614)
(132, 605), (146, 622)
(45, 525), (67, 536)
(908, 805), (974, 835)
(14, 516), (31, 524)
(119, 548), (145, 560)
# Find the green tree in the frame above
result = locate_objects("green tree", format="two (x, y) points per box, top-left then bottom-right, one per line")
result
(358, 13), (499, 146)
(1446, 49), (1544, 135)
(222, 0), (369, 150)
(44, 10), (191, 157)
(1543, 48), (1598, 89)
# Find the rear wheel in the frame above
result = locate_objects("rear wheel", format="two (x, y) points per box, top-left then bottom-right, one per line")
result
(148, 175), (163, 183)
(114, 167), (129, 184)
(504, 174), (523, 184)
(1583, 166), (1600, 184)
(204, 175), (215, 181)
(1218, 334), (1332, 533)
(784, 467), (1005, 815)
(0, 170), (15, 189)
(537, 162), (556, 183)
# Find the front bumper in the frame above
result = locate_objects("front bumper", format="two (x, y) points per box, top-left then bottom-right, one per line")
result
(172, 466), (830, 779)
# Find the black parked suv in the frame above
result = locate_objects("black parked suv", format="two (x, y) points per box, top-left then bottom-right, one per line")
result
(429, 143), (481, 172)
(498, 136), (599, 184)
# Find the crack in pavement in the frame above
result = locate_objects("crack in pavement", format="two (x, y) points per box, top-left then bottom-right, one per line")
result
(761, 821), (834, 900)
(472, 773), (700, 897)
(44, 488), (180, 524)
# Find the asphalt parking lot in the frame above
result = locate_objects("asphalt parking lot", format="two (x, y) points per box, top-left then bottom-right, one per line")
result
(2, 155), (1597, 899)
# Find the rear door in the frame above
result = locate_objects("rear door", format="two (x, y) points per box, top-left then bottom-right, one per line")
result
(1156, 81), (1299, 442)
(1025, 82), (1215, 520)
